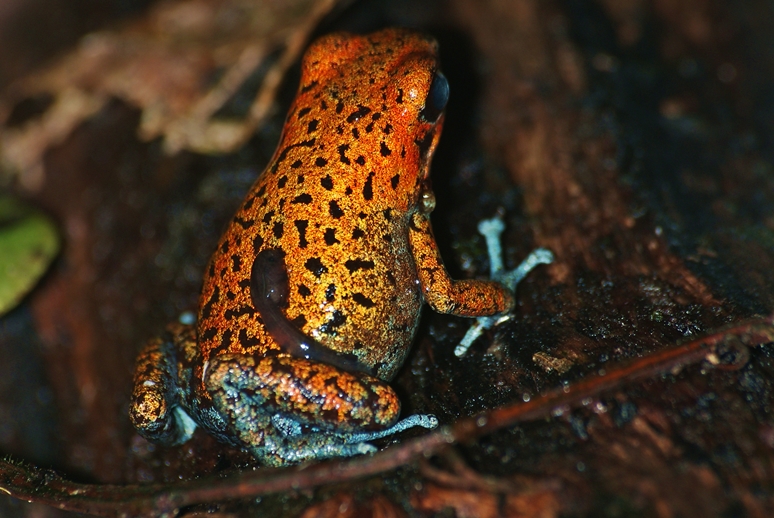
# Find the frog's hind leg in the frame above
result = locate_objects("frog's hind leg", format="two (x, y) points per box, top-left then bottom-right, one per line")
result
(205, 354), (437, 466)
(129, 323), (199, 446)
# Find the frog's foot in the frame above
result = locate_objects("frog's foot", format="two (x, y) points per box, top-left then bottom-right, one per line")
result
(273, 412), (437, 443)
(345, 413), (438, 442)
(228, 407), (381, 466)
(129, 328), (199, 445)
(205, 353), (433, 466)
(263, 413), (437, 465)
(455, 216), (554, 357)
(265, 432), (390, 466)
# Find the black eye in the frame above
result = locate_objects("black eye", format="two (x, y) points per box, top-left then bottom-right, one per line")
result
(420, 71), (449, 122)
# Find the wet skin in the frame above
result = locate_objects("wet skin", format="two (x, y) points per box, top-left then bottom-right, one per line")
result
(130, 28), (517, 466)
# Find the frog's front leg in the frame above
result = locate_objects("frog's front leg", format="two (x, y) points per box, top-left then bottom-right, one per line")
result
(205, 354), (436, 466)
(409, 211), (516, 316)
(455, 217), (554, 356)
(408, 212), (553, 354)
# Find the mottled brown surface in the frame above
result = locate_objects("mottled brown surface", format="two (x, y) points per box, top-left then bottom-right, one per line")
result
(1, 0), (774, 516)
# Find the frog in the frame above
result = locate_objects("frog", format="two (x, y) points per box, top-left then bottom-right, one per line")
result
(129, 28), (550, 466)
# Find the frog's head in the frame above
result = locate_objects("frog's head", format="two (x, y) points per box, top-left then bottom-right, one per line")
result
(295, 29), (449, 213)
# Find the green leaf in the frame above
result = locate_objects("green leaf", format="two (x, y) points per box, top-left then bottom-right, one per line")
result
(0, 195), (60, 316)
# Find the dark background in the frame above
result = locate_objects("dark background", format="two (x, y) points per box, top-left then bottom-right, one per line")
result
(1, 0), (774, 516)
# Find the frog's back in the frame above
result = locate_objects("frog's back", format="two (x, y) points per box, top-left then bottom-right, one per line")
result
(198, 29), (442, 380)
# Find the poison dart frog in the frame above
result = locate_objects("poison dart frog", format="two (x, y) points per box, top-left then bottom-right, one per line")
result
(129, 28), (550, 466)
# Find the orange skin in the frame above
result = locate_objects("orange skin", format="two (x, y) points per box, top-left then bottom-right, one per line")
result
(130, 29), (514, 466)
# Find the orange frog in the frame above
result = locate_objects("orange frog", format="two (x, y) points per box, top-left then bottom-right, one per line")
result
(130, 28), (550, 466)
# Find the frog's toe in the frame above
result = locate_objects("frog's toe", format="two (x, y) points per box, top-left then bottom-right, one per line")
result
(314, 440), (378, 459)
(346, 413), (438, 442)
(253, 432), (379, 466)
(497, 247), (554, 292)
(455, 218), (554, 357)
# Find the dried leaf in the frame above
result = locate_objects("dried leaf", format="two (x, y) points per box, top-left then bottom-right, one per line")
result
(0, 0), (345, 190)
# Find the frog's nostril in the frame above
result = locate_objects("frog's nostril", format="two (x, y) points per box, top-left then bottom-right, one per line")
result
(420, 71), (449, 122)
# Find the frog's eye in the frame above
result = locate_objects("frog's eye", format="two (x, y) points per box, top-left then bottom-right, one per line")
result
(420, 71), (449, 122)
